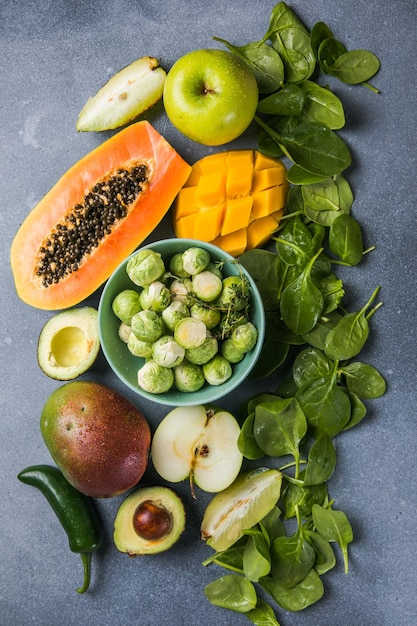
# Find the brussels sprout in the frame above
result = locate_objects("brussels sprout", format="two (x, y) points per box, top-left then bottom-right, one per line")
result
(118, 322), (132, 343)
(217, 275), (251, 311)
(203, 355), (233, 386)
(131, 309), (165, 343)
(169, 252), (191, 278)
(126, 249), (165, 287)
(185, 335), (218, 365)
(192, 271), (223, 302)
(112, 289), (142, 325)
(220, 338), (245, 364)
(174, 360), (205, 393)
(189, 302), (221, 330)
(217, 311), (248, 340)
(161, 300), (190, 331)
(127, 333), (153, 358)
(206, 261), (224, 280)
(137, 360), (174, 394)
(174, 317), (207, 349)
(152, 335), (185, 368)
(139, 281), (171, 312)
(182, 246), (210, 275)
(231, 322), (258, 353)
(169, 278), (193, 303)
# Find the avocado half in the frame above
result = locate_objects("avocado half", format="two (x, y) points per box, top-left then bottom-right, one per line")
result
(37, 307), (100, 380)
(114, 486), (186, 555)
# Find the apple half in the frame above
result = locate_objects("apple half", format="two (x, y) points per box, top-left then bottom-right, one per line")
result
(151, 405), (243, 497)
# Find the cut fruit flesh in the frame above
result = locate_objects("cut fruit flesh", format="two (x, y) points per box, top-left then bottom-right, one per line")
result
(151, 405), (243, 494)
(173, 150), (289, 256)
(10, 121), (191, 310)
(76, 56), (167, 132)
(201, 467), (282, 552)
(37, 307), (100, 380)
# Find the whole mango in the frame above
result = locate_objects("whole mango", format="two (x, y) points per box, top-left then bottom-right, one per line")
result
(40, 381), (151, 498)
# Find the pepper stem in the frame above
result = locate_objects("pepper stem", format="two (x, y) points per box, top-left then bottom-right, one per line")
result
(76, 552), (92, 594)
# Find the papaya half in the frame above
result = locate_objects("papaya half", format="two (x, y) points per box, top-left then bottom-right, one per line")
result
(11, 121), (191, 310)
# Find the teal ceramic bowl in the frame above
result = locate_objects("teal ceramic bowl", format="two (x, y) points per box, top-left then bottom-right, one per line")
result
(98, 238), (265, 406)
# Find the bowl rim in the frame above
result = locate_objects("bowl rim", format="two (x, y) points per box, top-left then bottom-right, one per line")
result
(98, 238), (265, 406)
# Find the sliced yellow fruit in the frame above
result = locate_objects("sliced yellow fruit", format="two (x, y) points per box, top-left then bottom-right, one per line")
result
(173, 149), (288, 256)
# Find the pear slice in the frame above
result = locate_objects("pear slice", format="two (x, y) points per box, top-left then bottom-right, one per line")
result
(151, 405), (243, 497)
(201, 468), (283, 552)
(76, 56), (166, 132)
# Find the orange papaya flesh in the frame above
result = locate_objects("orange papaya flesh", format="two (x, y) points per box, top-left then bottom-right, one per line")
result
(10, 121), (191, 310)
(172, 150), (289, 257)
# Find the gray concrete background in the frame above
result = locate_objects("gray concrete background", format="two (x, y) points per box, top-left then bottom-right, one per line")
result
(1, 1), (416, 624)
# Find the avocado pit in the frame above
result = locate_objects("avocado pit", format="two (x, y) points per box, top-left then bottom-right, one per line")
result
(114, 486), (185, 555)
(133, 500), (173, 541)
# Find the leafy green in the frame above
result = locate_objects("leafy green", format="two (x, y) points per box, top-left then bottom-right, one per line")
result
(312, 504), (353, 573)
(204, 574), (257, 612)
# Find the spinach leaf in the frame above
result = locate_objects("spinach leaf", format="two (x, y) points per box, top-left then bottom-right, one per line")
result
(238, 412), (265, 460)
(342, 391), (367, 430)
(204, 574), (257, 612)
(243, 527), (272, 582)
(312, 504), (353, 573)
(213, 36), (285, 93)
(260, 506), (286, 542)
(253, 397), (307, 457)
(329, 213), (364, 265)
(286, 164), (327, 185)
(245, 598), (282, 625)
(304, 529), (336, 575)
(317, 37), (347, 71)
(341, 361), (386, 399)
(260, 568), (324, 611)
(256, 117), (351, 177)
(265, 2), (316, 82)
(296, 372), (351, 436)
(280, 248), (324, 335)
(324, 49), (380, 85)
(302, 175), (353, 226)
(297, 80), (345, 130)
(281, 480), (328, 520)
(271, 531), (315, 588)
(202, 539), (246, 573)
(257, 83), (305, 115)
(324, 286), (381, 360)
(303, 434), (336, 486)
(317, 273), (345, 314)
(249, 338), (290, 379)
(310, 21), (335, 60)
(292, 347), (332, 387)
(239, 248), (281, 311)
(275, 214), (315, 266)
(301, 310), (343, 350)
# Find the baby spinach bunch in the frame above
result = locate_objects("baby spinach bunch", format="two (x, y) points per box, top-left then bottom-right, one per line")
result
(239, 179), (383, 386)
(203, 348), (385, 622)
(214, 1), (380, 182)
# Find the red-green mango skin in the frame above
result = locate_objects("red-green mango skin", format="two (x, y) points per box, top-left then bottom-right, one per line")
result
(40, 381), (151, 498)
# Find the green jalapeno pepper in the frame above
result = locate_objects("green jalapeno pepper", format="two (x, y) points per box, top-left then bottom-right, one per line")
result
(17, 464), (103, 594)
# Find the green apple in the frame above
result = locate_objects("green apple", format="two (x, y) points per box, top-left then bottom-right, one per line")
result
(163, 49), (259, 146)
(150, 404), (243, 497)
